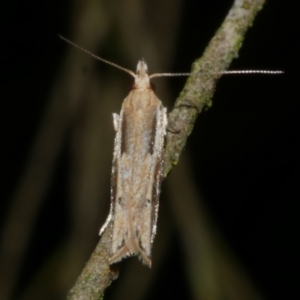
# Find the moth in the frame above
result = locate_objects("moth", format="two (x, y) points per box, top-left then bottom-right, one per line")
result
(59, 35), (185, 267)
(59, 35), (283, 267)
(99, 60), (167, 267)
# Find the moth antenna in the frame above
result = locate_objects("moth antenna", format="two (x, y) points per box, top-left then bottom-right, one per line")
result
(150, 70), (283, 79)
(58, 35), (136, 78)
(59, 35), (283, 78)
(150, 72), (191, 78)
(210, 70), (284, 75)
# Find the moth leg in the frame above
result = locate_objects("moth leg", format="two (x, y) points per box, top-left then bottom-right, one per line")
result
(112, 113), (120, 131)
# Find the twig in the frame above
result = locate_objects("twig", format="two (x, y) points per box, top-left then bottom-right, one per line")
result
(67, 223), (118, 299)
(164, 0), (266, 176)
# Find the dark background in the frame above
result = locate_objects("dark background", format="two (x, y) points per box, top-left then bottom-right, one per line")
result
(0, 0), (298, 299)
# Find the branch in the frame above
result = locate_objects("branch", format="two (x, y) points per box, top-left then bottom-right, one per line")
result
(67, 223), (118, 299)
(67, 0), (266, 298)
(164, 0), (265, 176)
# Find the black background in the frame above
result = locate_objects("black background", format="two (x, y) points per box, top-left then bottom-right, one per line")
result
(1, 0), (298, 299)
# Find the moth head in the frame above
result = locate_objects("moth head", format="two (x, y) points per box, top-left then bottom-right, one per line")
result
(136, 59), (148, 75)
(134, 59), (151, 89)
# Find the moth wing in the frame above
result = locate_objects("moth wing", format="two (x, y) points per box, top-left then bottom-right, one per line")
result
(150, 105), (167, 243)
(99, 113), (121, 236)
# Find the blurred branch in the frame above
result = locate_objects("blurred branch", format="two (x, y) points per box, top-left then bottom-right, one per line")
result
(67, 0), (267, 298)
(0, 1), (110, 299)
(0, 63), (72, 300)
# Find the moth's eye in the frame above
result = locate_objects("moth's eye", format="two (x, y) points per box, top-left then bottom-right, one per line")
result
(130, 81), (135, 90)
(150, 82), (156, 91)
